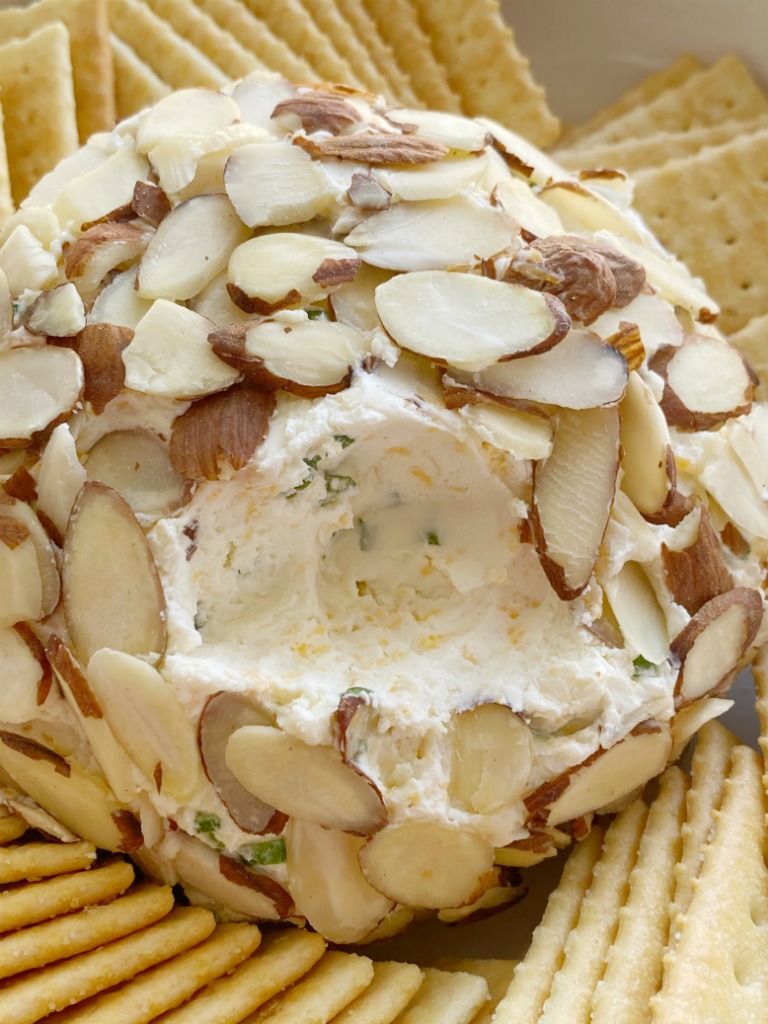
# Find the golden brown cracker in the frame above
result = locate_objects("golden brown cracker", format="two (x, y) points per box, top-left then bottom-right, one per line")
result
(728, 313), (768, 402)
(110, 33), (171, 120)
(0, 21), (79, 204)
(296, 0), (393, 98)
(651, 746), (768, 1023)
(332, 960), (424, 1024)
(590, 767), (688, 1023)
(360, 0), (461, 111)
(433, 959), (517, 1024)
(143, 0), (265, 78)
(335, 0), (419, 106)
(632, 128), (768, 334)
(0, 0), (113, 141)
(408, 0), (560, 147)
(0, 810), (25, 845)
(107, 0), (228, 90)
(0, 838), (95, 884)
(246, 950), (374, 1023)
(393, 966), (490, 1024)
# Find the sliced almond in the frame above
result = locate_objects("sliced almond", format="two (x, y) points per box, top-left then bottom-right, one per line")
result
(224, 142), (330, 228)
(295, 132), (449, 164)
(672, 588), (764, 702)
(488, 175), (565, 238)
(0, 627), (45, 723)
(136, 88), (240, 154)
(525, 724), (672, 827)
(87, 648), (204, 802)
(122, 300), (239, 399)
(36, 422), (88, 541)
(210, 316), (369, 398)
(286, 818), (394, 944)
(538, 181), (646, 244)
(226, 724), (387, 836)
(446, 329), (628, 409)
(75, 322), (133, 414)
(53, 145), (151, 233)
(328, 263), (392, 332)
(650, 336), (754, 430)
(344, 194), (516, 271)
(88, 267), (153, 330)
(437, 866), (526, 924)
(375, 271), (569, 371)
(62, 481), (167, 664)
(230, 73), (298, 133)
(619, 371), (674, 518)
(65, 223), (152, 296)
(199, 691), (286, 834)
(448, 703), (533, 814)
(386, 108), (490, 152)
(1, 498), (61, 617)
(131, 180), (171, 226)
(602, 561), (669, 665)
(189, 271), (253, 328)
(85, 428), (190, 517)
(477, 116), (565, 186)
(169, 385), (275, 481)
(358, 821), (495, 909)
(0, 345), (83, 447)
(530, 406), (620, 599)
(590, 290), (683, 362)
(24, 283), (86, 338)
(272, 91), (362, 134)
(227, 233), (360, 315)
(457, 400), (554, 460)
(670, 697), (732, 761)
(662, 505), (733, 616)
(0, 516), (44, 628)
(137, 194), (250, 302)
(0, 226), (59, 296)
(346, 172), (392, 210)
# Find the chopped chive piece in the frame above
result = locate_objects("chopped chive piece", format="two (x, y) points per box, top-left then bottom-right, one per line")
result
(426, 531), (440, 546)
(239, 838), (287, 866)
(321, 472), (357, 504)
(343, 686), (373, 697)
(306, 307), (327, 320)
(194, 811), (221, 835)
(632, 655), (656, 676)
(334, 434), (355, 448)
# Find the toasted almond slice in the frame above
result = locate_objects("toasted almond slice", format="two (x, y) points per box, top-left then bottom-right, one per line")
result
(75, 322), (134, 414)
(123, 300), (239, 399)
(226, 724), (387, 835)
(0, 627), (45, 722)
(137, 194), (250, 302)
(132, 180), (171, 226)
(446, 329), (628, 409)
(525, 724), (672, 828)
(448, 704), (533, 814)
(358, 821), (495, 909)
(36, 423), (88, 543)
(590, 290), (683, 362)
(531, 406), (620, 600)
(662, 505), (733, 616)
(199, 691), (285, 834)
(224, 142), (330, 228)
(62, 481), (167, 664)
(538, 181), (646, 244)
(0, 516), (43, 628)
(295, 132), (449, 165)
(602, 561), (669, 664)
(286, 818), (394, 944)
(386, 108), (490, 152)
(65, 223), (152, 295)
(375, 271), (568, 371)
(672, 587), (764, 702)
(0, 225), (59, 296)
(85, 428), (190, 517)
(1, 498), (60, 617)
(650, 336), (754, 430)
(24, 283), (86, 337)
(88, 266), (153, 330)
(0, 731), (141, 852)
(345, 194), (516, 272)
(457, 400), (554, 460)
(136, 88), (240, 154)
(210, 315), (368, 398)
(0, 345), (83, 447)
(477, 116), (565, 186)
(87, 648), (204, 802)
(227, 233), (360, 314)
(619, 371), (674, 517)
(272, 91), (363, 135)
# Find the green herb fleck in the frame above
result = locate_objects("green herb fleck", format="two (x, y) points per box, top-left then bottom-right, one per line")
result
(239, 838), (287, 866)
(287, 454), (321, 497)
(306, 307), (327, 321)
(343, 686), (373, 697)
(334, 434), (355, 449)
(195, 811), (221, 835)
(632, 655), (656, 677)
(426, 531), (440, 546)
(321, 472), (357, 504)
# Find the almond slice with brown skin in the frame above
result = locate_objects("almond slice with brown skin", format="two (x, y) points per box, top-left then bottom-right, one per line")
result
(328, 263), (392, 332)
(346, 172), (392, 210)
(75, 322), (133, 414)
(1, 497), (60, 617)
(227, 233), (360, 315)
(538, 182), (647, 244)
(375, 271), (569, 372)
(619, 371), (674, 518)
(358, 821), (496, 909)
(524, 723), (672, 828)
(24, 283), (86, 337)
(531, 406), (621, 600)
(224, 142), (330, 228)
(137, 194), (250, 302)
(669, 697), (733, 761)
(456, 400), (554, 461)
(0, 345), (83, 447)
(286, 818), (394, 944)
(448, 703), (533, 814)
(0, 514), (44, 628)
(386, 108), (490, 152)
(131, 180), (171, 227)
(650, 336), (755, 430)
(169, 385), (275, 481)
(62, 481), (167, 664)
(65, 223), (152, 296)
(590, 289), (683, 362)
(225, 724), (387, 836)
(210, 316), (368, 398)
(199, 691), (286, 834)
(294, 132), (449, 164)
(437, 866), (526, 924)
(446, 329), (628, 409)
(602, 561), (669, 665)
(272, 91), (362, 134)
(88, 267), (152, 330)
(477, 116), (565, 185)
(662, 505), (733, 616)
(85, 429), (190, 517)
(0, 626), (46, 722)
(672, 588), (764, 703)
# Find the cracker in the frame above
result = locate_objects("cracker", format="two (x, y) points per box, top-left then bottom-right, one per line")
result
(143, 0), (265, 78)
(295, 0), (392, 98)
(433, 959), (517, 1024)
(240, 0), (358, 87)
(0, 882), (174, 980)
(246, 950), (374, 1023)
(538, 800), (648, 1023)
(0, 811), (26, 845)
(556, 115), (768, 173)
(557, 54), (702, 150)
(0, 859), (134, 932)
(107, 0), (228, 90)
(727, 313), (768, 403)
(0, 838), (95, 884)
(493, 826), (604, 1023)
(589, 767), (688, 1023)
(651, 746), (768, 1022)
(359, 0), (461, 111)
(335, 0), (419, 106)
(571, 54), (768, 150)
(155, 930), (326, 1024)
(392, 966), (489, 1024)
(632, 128), (768, 334)
(0, 0), (113, 141)
(0, 21), (79, 205)
(110, 34), (171, 121)
(0, 905), (215, 1024)
(52, 921), (261, 1023)
(407, 0), (560, 147)
(331, 960), (424, 1023)
(191, 0), (317, 82)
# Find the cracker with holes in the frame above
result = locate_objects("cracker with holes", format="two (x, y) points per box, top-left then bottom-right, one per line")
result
(727, 312), (768, 403)
(651, 746), (768, 1022)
